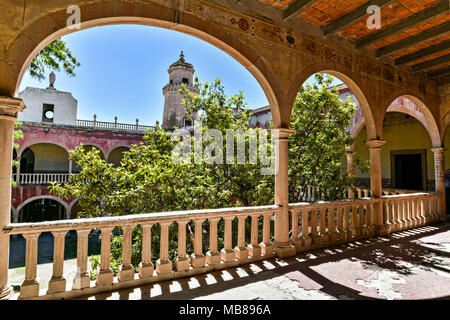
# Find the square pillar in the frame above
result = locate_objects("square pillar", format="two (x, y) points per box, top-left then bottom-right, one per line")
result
(366, 139), (387, 235)
(272, 128), (296, 258)
(0, 97), (25, 299)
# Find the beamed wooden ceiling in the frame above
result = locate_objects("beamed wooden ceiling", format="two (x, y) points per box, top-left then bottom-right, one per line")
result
(257, 0), (450, 81)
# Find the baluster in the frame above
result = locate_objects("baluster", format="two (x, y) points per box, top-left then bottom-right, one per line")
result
(310, 208), (319, 244)
(398, 200), (405, 230)
(319, 207), (327, 241)
(234, 215), (248, 260)
(139, 224), (154, 278)
(96, 227), (114, 286)
(156, 221), (173, 275)
(392, 200), (399, 231)
(366, 202), (375, 235)
(301, 210), (312, 246)
(248, 214), (261, 257)
(73, 229), (90, 289)
(191, 219), (206, 268)
(260, 212), (273, 255)
(344, 205), (351, 239)
(20, 232), (41, 299)
(418, 198), (426, 225)
(328, 206), (338, 241)
(174, 219), (190, 271)
(410, 199), (418, 227)
(291, 209), (301, 247)
(206, 218), (221, 265)
(48, 231), (67, 294)
(221, 216), (235, 262)
(350, 204), (360, 236)
(405, 199), (412, 228)
(118, 225), (135, 282)
(336, 206), (344, 240)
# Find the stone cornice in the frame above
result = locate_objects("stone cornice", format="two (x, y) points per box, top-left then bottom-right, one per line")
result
(0, 96), (25, 119)
(270, 128), (296, 139)
(431, 147), (445, 154)
(365, 139), (386, 149)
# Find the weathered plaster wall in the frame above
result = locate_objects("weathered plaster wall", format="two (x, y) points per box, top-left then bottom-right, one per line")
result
(18, 87), (77, 125)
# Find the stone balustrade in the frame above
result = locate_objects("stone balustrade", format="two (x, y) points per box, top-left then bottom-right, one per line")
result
(76, 119), (154, 132)
(382, 192), (442, 233)
(17, 173), (70, 185)
(3, 204), (279, 300)
(289, 197), (377, 251)
(2, 192), (444, 300)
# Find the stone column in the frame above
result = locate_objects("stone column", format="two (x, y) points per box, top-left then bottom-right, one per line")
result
(272, 128), (296, 258)
(15, 156), (21, 184)
(431, 147), (446, 218)
(346, 145), (356, 199)
(68, 159), (73, 176)
(0, 97), (25, 299)
(366, 139), (387, 235)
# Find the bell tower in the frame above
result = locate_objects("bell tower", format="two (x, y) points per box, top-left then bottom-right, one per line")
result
(162, 51), (198, 130)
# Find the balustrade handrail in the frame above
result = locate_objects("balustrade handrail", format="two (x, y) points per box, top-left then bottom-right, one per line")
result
(382, 191), (440, 200)
(76, 119), (155, 131)
(289, 197), (375, 211)
(3, 204), (280, 235)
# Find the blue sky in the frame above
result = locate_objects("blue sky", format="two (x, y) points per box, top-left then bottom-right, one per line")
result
(19, 24), (340, 126)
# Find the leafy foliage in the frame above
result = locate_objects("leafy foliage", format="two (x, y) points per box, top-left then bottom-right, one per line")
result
(28, 38), (80, 81)
(289, 74), (369, 201)
(12, 121), (23, 187)
(50, 75), (368, 277)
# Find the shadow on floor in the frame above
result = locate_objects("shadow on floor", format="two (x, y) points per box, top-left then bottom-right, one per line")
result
(78, 223), (450, 300)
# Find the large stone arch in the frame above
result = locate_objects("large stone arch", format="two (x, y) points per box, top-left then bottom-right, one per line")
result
(16, 195), (69, 216)
(106, 144), (131, 161)
(381, 91), (441, 148)
(3, 1), (284, 128)
(287, 63), (377, 140)
(79, 143), (107, 159)
(18, 141), (70, 158)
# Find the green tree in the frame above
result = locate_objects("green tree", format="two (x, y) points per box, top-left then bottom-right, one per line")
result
(28, 38), (80, 81)
(12, 121), (23, 187)
(288, 73), (369, 202)
(50, 78), (273, 276)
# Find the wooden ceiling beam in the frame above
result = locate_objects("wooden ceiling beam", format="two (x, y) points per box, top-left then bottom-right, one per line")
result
(283, 0), (318, 21)
(355, 1), (449, 49)
(322, 0), (396, 36)
(376, 21), (450, 57)
(428, 66), (450, 79)
(411, 53), (450, 73)
(395, 40), (450, 65)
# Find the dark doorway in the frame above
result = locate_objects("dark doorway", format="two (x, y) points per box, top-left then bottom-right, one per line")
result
(391, 150), (426, 191)
(20, 199), (65, 223)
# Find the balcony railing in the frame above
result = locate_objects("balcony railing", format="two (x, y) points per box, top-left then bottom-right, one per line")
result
(76, 119), (155, 132)
(14, 173), (71, 185)
(14, 173), (70, 185)
(3, 192), (444, 300)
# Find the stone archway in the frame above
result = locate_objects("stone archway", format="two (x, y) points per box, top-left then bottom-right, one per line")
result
(3, 1), (284, 128)
(288, 64), (377, 141)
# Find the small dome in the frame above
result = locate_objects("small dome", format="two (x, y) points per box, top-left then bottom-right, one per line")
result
(169, 51), (194, 70)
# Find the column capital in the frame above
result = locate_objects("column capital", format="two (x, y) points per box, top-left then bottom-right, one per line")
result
(365, 139), (386, 149)
(431, 147), (445, 154)
(270, 128), (296, 139)
(0, 96), (25, 120)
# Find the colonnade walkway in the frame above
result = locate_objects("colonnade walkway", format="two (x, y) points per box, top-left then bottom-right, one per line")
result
(69, 222), (450, 300)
